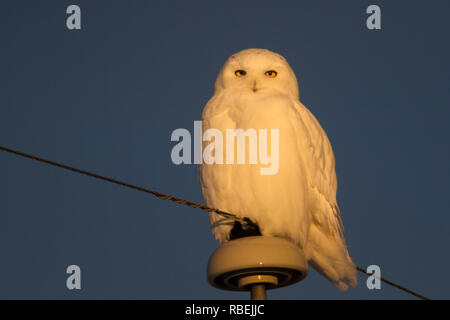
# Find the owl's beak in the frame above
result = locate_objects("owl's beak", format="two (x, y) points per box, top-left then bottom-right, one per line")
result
(252, 80), (258, 92)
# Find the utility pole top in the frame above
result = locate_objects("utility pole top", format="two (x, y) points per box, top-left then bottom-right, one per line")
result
(207, 236), (308, 300)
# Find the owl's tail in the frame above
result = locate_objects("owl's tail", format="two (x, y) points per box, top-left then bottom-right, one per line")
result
(305, 224), (358, 290)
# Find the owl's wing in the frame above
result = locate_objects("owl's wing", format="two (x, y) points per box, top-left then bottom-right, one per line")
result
(294, 102), (344, 237)
(294, 102), (357, 289)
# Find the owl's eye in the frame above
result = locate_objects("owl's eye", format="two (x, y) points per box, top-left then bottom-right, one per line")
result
(235, 70), (246, 77)
(265, 70), (277, 78)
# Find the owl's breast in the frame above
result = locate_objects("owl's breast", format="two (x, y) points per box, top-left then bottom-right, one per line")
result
(200, 91), (310, 243)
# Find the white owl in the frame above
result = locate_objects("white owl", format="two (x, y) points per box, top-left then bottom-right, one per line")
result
(199, 48), (357, 290)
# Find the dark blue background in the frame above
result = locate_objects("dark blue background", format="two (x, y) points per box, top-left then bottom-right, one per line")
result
(1, 1), (449, 299)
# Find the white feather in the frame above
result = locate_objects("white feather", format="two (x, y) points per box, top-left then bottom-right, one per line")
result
(199, 48), (357, 290)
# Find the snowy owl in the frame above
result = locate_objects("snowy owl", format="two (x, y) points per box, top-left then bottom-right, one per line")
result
(199, 48), (357, 290)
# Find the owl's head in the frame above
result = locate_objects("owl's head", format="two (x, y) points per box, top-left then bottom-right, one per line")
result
(214, 48), (300, 100)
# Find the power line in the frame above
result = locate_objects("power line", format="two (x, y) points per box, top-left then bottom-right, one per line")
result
(0, 145), (429, 300)
(356, 267), (429, 300)
(0, 145), (250, 225)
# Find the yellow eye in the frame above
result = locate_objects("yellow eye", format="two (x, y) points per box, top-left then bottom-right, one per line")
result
(235, 70), (246, 77)
(265, 70), (277, 78)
